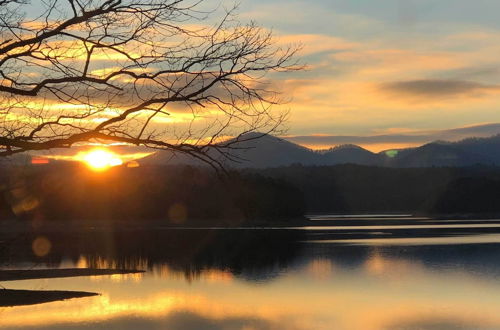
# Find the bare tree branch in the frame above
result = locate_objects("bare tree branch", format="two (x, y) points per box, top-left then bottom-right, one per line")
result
(0, 0), (301, 171)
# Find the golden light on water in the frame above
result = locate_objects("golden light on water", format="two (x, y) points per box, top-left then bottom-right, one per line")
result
(80, 149), (123, 171)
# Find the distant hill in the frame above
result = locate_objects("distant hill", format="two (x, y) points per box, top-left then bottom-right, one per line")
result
(4, 132), (500, 169)
(388, 142), (490, 167)
(139, 133), (383, 168)
(322, 144), (382, 166)
(385, 135), (500, 167)
(448, 135), (500, 163)
(0, 153), (32, 166)
(139, 132), (500, 168)
(217, 133), (322, 167)
(141, 133), (323, 168)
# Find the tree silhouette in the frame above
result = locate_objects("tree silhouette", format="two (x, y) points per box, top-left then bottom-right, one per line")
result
(0, 0), (299, 171)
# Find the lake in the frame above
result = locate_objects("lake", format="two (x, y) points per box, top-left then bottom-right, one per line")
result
(2, 216), (500, 330)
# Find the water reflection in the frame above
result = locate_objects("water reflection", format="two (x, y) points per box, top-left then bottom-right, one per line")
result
(311, 233), (500, 246)
(2, 224), (500, 329)
(1, 229), (304, 282)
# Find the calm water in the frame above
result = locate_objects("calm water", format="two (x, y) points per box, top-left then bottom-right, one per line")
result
(2, 217), (500, 330)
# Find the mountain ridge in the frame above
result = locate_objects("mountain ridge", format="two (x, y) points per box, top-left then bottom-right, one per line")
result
(3, 132), (500, 169)
(138, 132), (500, 168)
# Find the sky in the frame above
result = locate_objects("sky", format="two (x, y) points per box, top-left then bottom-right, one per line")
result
(225, 0), (500, 150)
(18, 0), (500, 152)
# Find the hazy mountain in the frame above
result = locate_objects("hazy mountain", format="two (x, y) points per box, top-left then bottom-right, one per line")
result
(141, 132), (500, 168)
(140, 133), (322, 168)
(285, 123), (500, 148)
(0, 153), (34, 166)
(217, 133), (322, 167)
(4, 132), (500, 169)
(383, 135), (500, 167)
(321, 144), (382, 166)
(140, 133), (381, 168)
(449, 135), (500, 163)
(389, 142), (491, 167)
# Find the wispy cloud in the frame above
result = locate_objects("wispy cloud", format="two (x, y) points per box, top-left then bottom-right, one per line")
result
(380, 79), (500, 98)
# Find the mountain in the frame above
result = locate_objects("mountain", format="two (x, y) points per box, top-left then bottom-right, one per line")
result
(139, 133), (381, 168)
(389, 142), (491, 167)
(0, 153), (33, 165)
(215, 133), (322, 168)
(286, 123), (500, 149)
(140, 133), (322, 168)
(140, 132), (500, 168)
(322, 144), (382, 166)
(384, 135), (500, 167)
(449, 135), (500, 163)
(4, 132), (500, 169)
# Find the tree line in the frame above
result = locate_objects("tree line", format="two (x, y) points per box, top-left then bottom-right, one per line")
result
(256, 164), (500, 215)
(0, 164), (305, 224)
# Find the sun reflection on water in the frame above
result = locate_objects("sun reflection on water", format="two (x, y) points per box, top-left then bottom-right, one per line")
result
(4, 232), (500, 329)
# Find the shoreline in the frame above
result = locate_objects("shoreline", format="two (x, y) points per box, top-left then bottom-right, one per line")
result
(3, 213), (500, 232)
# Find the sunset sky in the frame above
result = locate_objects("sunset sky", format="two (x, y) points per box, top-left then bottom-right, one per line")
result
(231, 0), (500, 150)
(22, 0), (500, 152)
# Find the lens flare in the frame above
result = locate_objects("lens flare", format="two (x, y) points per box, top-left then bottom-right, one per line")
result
(32, 236), (51, 257)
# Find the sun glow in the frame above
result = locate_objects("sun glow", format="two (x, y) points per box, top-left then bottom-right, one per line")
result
(81, 149), (123, 171)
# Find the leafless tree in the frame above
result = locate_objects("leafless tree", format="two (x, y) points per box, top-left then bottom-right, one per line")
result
(0, 0), (299, 171)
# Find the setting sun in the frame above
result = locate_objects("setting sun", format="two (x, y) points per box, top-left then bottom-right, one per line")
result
(81, 149), (123, 171)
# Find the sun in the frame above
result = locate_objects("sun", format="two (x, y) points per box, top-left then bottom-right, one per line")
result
(81, 149), (123, 171)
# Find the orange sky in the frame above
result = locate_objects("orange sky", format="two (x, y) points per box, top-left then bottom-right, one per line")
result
(14, 0), (500, 151)
(236, 0), (500, 148)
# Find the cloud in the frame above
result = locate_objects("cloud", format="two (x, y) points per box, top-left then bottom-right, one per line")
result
(242, 3), (500, 136)
(384, 316), (496, 330)
(277, 34), (359, 56)
(434, 65), (500, 81)
(380, 79), (500, 98)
